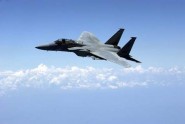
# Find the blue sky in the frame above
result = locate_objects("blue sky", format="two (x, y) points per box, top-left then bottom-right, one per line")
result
(0, 0), (185, 69)
(0, 0), (185, 124)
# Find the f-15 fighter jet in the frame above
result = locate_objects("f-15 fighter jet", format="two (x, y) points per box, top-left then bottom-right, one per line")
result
(36, 29), (141, 67)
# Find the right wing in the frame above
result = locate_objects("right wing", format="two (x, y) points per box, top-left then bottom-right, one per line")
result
(91, 50), (131, 68)
(77, 31), (103, 45)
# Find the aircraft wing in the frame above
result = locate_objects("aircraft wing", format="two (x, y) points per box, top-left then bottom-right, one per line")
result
(91, 50), (131, 68)
(77, 31), (103, 45)
(69, 46), (130, 67)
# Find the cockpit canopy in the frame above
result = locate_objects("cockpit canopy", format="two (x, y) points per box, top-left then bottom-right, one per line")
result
(54, 39), (75, 45)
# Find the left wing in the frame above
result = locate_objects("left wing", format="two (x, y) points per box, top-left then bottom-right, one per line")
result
(68, 45), (130, 67)
(91, 50), (131, 68)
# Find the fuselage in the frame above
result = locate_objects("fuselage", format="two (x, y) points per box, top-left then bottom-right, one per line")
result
(35, 38), (120, 59)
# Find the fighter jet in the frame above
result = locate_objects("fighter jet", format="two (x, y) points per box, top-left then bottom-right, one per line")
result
(36, 29), (141, 67)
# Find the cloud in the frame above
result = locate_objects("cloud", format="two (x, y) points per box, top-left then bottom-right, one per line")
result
(0, 64), (185, 94)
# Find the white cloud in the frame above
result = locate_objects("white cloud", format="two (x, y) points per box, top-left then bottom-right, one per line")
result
(0, 64), (185, 94)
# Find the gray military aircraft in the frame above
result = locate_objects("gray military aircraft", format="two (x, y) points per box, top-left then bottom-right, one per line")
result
(36, 29), (141, 67)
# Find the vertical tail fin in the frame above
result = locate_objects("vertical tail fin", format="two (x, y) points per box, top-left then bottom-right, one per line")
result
(105, 28), (124, 46)
(118, 37), (136, 56)
(118, 37), (141, 63)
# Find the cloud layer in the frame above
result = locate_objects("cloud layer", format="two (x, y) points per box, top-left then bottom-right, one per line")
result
(0, 64), (185, 94)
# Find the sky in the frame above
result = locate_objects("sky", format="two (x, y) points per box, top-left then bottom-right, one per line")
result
(0, 0), (185, 124)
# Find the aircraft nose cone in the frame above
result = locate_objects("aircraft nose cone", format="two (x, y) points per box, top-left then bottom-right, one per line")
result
(35, 46), (42, 49)
(35, 45), (48, 50)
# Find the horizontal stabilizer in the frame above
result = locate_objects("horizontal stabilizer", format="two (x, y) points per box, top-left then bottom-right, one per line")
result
(105, 28), (124, 46)
(124, 56), (141, 63)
